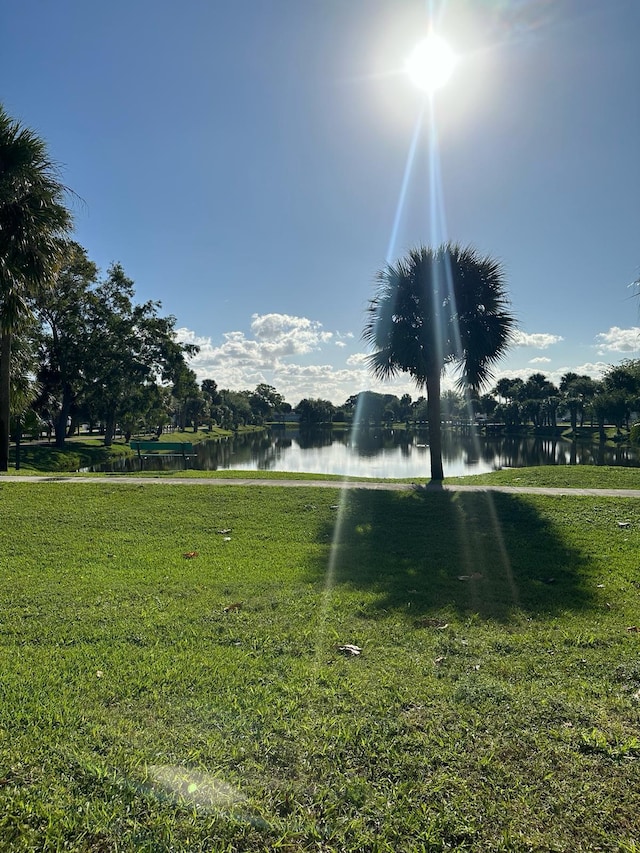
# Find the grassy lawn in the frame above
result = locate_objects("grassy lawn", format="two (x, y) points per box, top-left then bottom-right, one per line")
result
(446, 465), (640, 491)
(1, 480), (639, 850)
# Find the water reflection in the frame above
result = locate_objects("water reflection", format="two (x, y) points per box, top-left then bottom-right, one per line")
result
(89, 428), (640, 477)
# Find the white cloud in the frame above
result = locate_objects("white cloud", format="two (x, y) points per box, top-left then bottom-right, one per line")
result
(571, 361), (608, 378)
(595, 326), (640, 354)
(529, 356), (551, 364)
(346, 352), (369, 366)
(176, 317), (367, 401)
(511, 331), (564, 348)
(248, 313), (332, 357)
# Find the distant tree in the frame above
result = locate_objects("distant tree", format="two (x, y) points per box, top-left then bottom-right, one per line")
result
(592, 390), (627, 440)
(600, 361), (640, 431)
(398, 393), (413, 421)
(412, 396), (430, 423)
(343, 394), (359, 413)
(561, 372), (598, 428)
(493, 400), (521, 429)
(560, 372), (597, 431)
(201, 379), (220, 407)
(352, 391), (388, 426)
(200, 379), (220, 427)
(364, 243), (515, 481)
(296, 398), (335, 425)
(172, 366), (203, 431)
(248, 383), (285, 423)
(476, 393), (498, 418)
(441, 389), (465, 421)
(254, 383), (285, 413)
(217, 389), (253, 428)
(0, 105), (72, 469)
(494, 377), (524, 404)
(518, 373), (559, 428)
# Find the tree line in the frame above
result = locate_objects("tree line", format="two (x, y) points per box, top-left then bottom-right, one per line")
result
(274, 361), (640, 439)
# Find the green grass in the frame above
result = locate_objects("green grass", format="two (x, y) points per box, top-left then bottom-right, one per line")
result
(447, 464), (640, 490)
(0, 481), (640, 850)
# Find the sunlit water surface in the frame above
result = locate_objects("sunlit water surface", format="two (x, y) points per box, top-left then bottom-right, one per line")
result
(92, 428), (640, 477)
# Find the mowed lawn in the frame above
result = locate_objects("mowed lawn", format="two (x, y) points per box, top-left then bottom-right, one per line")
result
(0, 481), (639, 851)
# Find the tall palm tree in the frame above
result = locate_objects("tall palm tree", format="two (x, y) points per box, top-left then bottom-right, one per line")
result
(363, 243), (516, 481)
(0, 104), (71, 470)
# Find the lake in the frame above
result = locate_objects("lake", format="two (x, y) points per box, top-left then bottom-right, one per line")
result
(93, 427), (640, 477)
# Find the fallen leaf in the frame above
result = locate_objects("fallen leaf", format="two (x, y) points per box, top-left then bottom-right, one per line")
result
(183, 551), (199, 559)
(434, 656), (445, 665)
(96, 670), (104, 678)
(597, 584), (605, 588)
(617, 521), (631, 528)
(627, 626), (640, 633)
(223, 537), (232, 542)
(458, 572), (483, 581)
(216, 529), (232, 535)
(224, 602), (243, 612)
(337, 644), (362, 656)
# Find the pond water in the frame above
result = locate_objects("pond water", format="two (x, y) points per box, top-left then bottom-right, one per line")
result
(91, 427), (640, 478)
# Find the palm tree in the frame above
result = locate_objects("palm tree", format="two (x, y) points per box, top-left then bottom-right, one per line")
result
(363, 243), (516, 481)
(0, 104), (71, 470)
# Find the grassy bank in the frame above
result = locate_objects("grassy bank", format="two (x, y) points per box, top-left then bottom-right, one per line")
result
(0, 480), (639, 850)
(7, 429), (234, 474)
(447, 464), (640, 491)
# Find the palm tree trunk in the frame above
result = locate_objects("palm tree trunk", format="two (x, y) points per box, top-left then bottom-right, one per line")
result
(0, 329), (12, 471)
(426, 370), (444, 482)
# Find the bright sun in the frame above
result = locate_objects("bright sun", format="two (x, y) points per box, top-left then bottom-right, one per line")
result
(405, 34), (457, 93)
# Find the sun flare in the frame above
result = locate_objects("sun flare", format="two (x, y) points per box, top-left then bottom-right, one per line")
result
(405, 34), (457, 93)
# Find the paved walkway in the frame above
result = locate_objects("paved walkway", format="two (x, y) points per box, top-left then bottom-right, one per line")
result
(2, 475), (640, 498)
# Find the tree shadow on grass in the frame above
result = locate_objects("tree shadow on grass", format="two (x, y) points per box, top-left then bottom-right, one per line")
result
(311, 488), (595, 622)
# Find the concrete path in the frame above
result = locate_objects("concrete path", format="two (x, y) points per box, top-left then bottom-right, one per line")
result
(2, 475), (640, 498)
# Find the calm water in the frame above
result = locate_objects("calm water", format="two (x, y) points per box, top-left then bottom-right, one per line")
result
(93, 428), (640, 477)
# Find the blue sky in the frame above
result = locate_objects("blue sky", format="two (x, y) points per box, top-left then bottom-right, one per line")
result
(2, 0), (639, 405)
